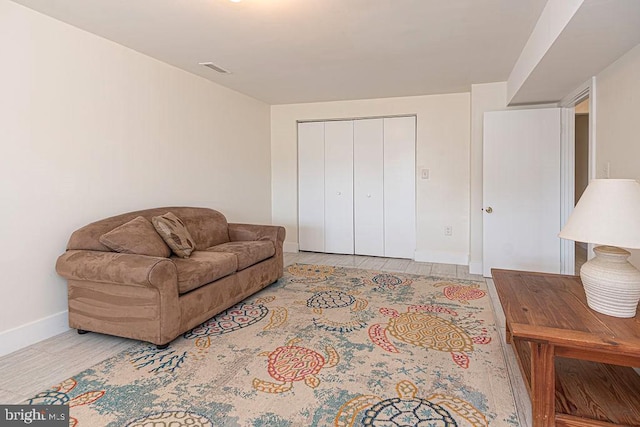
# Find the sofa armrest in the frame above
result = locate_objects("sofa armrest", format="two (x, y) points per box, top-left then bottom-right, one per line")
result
(228, 223), (286, 247)
(56, 250), (177, 289)
(56, 250), (181, 345)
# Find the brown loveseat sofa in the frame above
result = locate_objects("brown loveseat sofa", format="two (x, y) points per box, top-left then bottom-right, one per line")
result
(55, 207), (285, 348)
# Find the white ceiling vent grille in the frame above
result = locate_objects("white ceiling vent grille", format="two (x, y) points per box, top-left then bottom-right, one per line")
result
(199, 62), (230, 74)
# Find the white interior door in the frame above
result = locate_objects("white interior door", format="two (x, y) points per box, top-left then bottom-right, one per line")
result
(298, 122), (325, 252)
(354, 118), (384, 256)
(483, 108), (561, 277)
(324, 120), (354, 254)
(383, 116), (416, 259)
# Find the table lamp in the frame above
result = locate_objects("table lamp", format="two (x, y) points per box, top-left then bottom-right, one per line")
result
(559, 179), (640, 318)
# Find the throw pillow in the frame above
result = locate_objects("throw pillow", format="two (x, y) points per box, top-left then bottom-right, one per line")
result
(152, 212), (196, 258)
(99, 216), (171, 258)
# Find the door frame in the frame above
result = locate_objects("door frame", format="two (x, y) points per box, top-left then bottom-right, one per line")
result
(559, 76), (597, 274)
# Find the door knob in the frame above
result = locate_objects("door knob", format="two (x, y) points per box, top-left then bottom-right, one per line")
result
(367, 194), (372, 198)
(485, 207), (493, 213)
(337, 192), (342, 196)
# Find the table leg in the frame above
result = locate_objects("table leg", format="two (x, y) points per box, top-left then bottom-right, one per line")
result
(531, 342), (555, 427)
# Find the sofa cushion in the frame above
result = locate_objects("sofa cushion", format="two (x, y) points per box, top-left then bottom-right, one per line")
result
(152, 212), (196, 258)
(207, 241), (275, 271)
(172, 251), (238, 294)
(98, 216), (171, 258)
(178, 208), (230, 250)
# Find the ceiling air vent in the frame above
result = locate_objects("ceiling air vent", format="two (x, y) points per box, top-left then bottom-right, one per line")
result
(199, 62), (231, 74)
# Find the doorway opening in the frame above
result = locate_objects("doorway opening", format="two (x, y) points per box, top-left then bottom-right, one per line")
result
(574, 97), (589, 273)
(560, 76), (596, 275)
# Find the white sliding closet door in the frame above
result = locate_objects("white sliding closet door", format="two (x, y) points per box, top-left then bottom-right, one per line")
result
(383, 116), (416, 258)
(298, 122), (325, 252)
(324, 121), (354, 254)
(354, 119), (384, 256)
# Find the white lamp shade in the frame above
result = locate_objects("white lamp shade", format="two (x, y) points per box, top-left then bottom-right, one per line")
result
(559, 179), (640, 249)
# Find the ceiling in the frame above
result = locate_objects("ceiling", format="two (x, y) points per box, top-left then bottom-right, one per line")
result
(12, 0), (640, 106)
(10, 0), (549, 104)
(510, 0), (640, 105)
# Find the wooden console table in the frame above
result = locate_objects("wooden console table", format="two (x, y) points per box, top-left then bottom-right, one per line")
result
(492, 269), (640, 427)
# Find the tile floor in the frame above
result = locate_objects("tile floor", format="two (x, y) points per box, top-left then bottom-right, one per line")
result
(0, 252), (531, 425)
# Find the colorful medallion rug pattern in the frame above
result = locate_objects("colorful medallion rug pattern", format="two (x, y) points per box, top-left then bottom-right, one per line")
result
(26, 264), (519, 426)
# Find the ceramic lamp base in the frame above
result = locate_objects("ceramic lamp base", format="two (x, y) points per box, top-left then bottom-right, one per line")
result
(580, 245), (640, 318)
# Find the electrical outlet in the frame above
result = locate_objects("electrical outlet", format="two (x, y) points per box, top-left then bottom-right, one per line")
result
(444, 226), (452, 236)
(421, 168), (430, 180)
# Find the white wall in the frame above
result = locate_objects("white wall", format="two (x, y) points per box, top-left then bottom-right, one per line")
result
(271, 93), (471, 264)
(595, 42), (640, 267)
(0, 1), (271, 355)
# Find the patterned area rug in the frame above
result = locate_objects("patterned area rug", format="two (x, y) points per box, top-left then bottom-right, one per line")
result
(27, 264), (518, 426)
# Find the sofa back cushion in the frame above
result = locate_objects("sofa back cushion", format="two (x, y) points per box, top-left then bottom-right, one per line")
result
(67, 207), (230, 252)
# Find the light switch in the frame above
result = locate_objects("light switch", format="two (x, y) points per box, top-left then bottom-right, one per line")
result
(421, 168), (430, 180)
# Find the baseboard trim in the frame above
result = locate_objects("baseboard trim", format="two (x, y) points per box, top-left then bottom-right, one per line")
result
(0, 310), (70, 357)
(468, 261), (483, 275)
(414, 250), (469, 265)
(283, 242), (299, 253)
